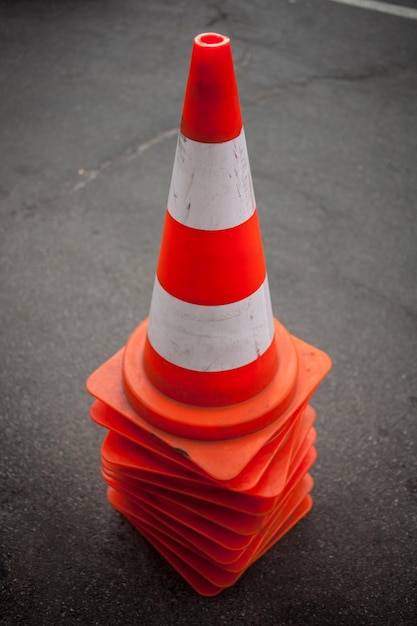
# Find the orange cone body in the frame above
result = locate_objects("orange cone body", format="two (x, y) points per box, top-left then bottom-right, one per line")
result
(87, 32), (331, 596)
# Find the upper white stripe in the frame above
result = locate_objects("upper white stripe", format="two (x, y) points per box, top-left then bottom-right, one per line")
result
(167, 128), (256, 231)
(147, 276), (275, 372)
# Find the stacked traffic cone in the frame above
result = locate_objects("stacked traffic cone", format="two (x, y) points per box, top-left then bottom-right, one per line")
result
(87, 32), (331, 597)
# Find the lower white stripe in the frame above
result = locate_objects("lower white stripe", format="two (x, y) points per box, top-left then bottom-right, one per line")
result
(147, 277), (275, 372)
(327, 0), (417, 20)
(167, 128), (256, 231)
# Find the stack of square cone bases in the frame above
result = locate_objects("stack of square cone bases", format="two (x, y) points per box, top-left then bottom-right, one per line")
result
(87, 32), (331, 597)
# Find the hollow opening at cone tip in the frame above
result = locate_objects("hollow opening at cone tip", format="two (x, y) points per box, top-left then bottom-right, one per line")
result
(195, 33), (229, 47)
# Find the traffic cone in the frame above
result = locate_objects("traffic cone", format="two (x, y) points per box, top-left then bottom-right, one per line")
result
(87, 32), (331, 597)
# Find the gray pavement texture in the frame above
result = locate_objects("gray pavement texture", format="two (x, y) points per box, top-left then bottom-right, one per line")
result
(1, 1), (417, 624)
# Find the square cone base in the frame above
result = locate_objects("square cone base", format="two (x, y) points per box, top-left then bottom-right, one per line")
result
(87, 333), (328, 596)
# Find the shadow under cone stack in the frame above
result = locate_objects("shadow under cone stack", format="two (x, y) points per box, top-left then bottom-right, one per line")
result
(87, 32), (332, 597)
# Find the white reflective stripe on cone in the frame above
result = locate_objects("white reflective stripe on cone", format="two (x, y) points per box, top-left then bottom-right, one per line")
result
(167, 128), (256, 231)
(147, 276), (275, 372)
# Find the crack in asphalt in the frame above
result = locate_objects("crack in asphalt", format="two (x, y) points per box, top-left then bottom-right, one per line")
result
(68, 127), (178, 194)
(254, 65), (412, 104)
(3, 128), (179, 220)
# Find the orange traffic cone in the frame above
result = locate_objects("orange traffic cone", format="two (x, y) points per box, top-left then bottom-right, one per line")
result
(87, 32), (331, 597)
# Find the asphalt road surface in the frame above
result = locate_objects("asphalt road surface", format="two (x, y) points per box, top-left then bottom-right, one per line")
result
(1, 1), (416, 624)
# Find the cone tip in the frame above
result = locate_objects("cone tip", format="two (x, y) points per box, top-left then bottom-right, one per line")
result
(194, 32), (230, 47)
(181, 32), (242, 143)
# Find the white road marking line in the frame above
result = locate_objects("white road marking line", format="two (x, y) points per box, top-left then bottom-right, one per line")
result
(327, 0), (417, 20)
